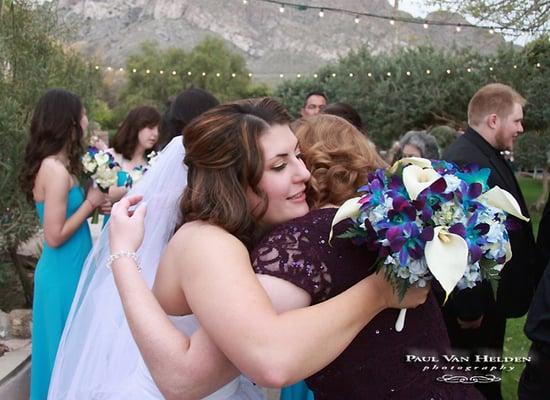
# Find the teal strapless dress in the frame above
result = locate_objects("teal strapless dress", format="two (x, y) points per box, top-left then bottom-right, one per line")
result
(30, 186), (92, 400)
(280, 381), (314, 400)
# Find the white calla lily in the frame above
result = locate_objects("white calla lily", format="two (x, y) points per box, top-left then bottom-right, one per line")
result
(504, 240), (512, 263)
(329, 197), (362, 242)
(402, 165), (441, 201)
(478, 186), (529, 222)
(425, 226), (469, 298)
(389, 156), (432, 173)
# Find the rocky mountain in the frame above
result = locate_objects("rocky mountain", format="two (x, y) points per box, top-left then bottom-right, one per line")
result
(57, 0), (506, 84)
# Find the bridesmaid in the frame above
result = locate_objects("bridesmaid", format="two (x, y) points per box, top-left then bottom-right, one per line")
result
(20, 88), (105, 399)
(102, 106), (160, 224)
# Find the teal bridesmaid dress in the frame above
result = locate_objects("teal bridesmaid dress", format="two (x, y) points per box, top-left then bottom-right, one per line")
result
(30, 186), (92, 399)
(280, 381), (315, 400)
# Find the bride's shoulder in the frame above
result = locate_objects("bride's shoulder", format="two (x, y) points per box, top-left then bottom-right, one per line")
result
(169, 221), (246, 255)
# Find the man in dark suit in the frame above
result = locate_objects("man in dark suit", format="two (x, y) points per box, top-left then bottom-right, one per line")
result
(518, 197), (550, 399)
(442, 83), (540, 399)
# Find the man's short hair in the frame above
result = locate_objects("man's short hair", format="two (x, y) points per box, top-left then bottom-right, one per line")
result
(304, 91), (328, 105)
(468, 83), (526, 127)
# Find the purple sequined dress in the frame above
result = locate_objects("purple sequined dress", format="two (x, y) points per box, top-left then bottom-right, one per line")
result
(251, 208), (484, 400)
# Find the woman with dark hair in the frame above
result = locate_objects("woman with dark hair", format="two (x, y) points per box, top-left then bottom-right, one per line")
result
(20, 88), (105, 399)
(50, 98), (429, 399)
(322, 102), (364, 133)
(103, 106), (161, 221)
(158, 88), (219, 149)
(252, 115), (483, 399)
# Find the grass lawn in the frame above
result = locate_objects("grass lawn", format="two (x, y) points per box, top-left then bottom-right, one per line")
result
(501, 175), (543, 400)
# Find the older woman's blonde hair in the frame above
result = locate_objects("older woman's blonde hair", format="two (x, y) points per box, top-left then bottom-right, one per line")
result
(292, 114), (387, 209)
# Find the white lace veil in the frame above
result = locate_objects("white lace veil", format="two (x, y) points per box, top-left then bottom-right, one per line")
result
(48, 136), (188, 399)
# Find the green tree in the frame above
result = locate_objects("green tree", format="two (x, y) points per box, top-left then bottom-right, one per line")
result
(0, 0), (101, 305)
(115, 37), (270, 123)
(427, 1), (549, 33)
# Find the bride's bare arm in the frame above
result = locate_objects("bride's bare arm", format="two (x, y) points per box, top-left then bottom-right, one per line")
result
(174, 222), (390, 387)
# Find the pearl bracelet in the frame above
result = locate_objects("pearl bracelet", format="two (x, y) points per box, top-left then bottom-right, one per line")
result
(106, 251), (142, 272)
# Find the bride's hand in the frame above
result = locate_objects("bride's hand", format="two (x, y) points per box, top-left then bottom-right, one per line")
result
(369, 270), (430, 310)
(109, 195), (147, 253)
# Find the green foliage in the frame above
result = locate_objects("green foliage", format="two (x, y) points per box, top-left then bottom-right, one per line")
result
(427, 1), (550, 32)
(0, 0), (101, 258)
(114, 37), (270, 122)
(275, 42), (550, 165)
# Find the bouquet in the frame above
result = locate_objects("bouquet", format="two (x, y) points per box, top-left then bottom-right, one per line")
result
(331, 157), (529, 332)
(82, 146), (120, 223)
(116, 151), (159, 188)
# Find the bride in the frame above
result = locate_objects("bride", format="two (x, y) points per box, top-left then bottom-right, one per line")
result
(49, 98), (428, 399)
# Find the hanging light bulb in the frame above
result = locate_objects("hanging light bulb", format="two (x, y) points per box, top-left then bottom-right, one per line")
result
(242, 0), (248, 4)
(489, 28), (495, 34)
(172, 70), (177, 75)
(319, 9), (324, 18)
(390, 19), (395, 26)
(354, 16), (360, 24)
(456, 26), (462, 32)
(279, 4), (285, 13)
(423, 23), (428, 29)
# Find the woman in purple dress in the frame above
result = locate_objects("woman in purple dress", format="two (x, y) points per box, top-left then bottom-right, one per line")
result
(252, 115), (484, 399)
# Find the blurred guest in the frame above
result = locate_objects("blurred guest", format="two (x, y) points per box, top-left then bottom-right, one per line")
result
(158, 88), (219, 149)
(300, 91), (327, 117)
(399, 130), (440, 159)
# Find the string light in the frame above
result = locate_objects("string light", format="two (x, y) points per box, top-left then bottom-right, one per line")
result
(232, 72), (237, 77)
(426, 69), (431, 74)
(279, 4), (284, 13)
(331, 72), (336, 77)
(406, 71), (411, 76)
(132, 68), (137, 73)
(216, 72), (220, 77)
(367, 72), (372, 77)
(107, 66), (112, 71)
(119, 67), (124, 72)
(466, 67), (472, 72)
(202, 72), (207, 76)
(146, 69), (150, 74)
(446, 69), (451, 74)
(489, 66), (494, 71)
(313, 73), (318, 78)
(297, 73), (302, 78)
(159, 70), (164, 74)
(187, 71), (192, 76)
(537, 62), (542, 67)
(386, 71), (391, 77)
(95, 65), (99, 70)
(279, 73), (284, 78)
(349, 72), (354, 77)
(172, 70), (177, 75)
(242, 0), (248, 4)
(256, 0), (540, 35)
(248, 72), (253, 77)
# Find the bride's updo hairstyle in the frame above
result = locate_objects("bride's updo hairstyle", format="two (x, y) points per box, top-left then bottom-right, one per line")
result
(293, 114), (387, 209)
(181, 97), (291, 247)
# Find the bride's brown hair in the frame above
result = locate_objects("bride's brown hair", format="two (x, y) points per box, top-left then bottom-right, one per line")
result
(180, 97), (291, 247)
(293, 114), (387, 209)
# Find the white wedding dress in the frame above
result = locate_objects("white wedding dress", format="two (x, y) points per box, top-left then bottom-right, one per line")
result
(48, 137), (265, 399)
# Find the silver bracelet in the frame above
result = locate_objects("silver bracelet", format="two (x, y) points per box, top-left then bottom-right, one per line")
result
(106, 251), (141, 272)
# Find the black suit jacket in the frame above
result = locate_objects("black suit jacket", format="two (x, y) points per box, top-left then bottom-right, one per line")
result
(442, 127), (539, 318)
(524, 195), (550, 349)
